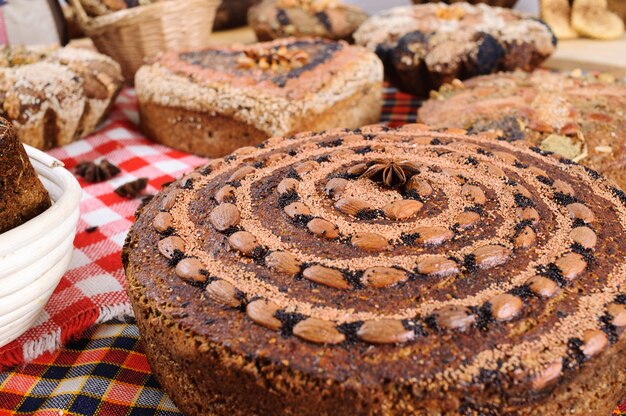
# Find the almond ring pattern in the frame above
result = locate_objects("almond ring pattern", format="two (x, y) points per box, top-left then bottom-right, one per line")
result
(143, 125), (626, 390)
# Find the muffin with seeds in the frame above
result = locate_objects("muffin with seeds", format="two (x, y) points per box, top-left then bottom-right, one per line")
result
(124, 124), (626, 416)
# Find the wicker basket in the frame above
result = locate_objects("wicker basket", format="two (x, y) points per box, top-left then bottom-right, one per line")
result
(411, 0), (518, 8)
(0, 146), (81, 348)
(69, 0), (222, 81)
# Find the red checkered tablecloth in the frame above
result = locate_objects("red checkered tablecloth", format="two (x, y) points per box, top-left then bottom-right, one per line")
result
(0, 87), (623, 415)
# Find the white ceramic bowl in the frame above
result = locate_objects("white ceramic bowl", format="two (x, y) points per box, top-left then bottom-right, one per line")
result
(0, 145), (81, 348)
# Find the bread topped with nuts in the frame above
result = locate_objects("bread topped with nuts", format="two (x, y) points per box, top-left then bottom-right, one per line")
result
(0, 117), (50, 234)
(248, 0), (368, 42)
(419, 70), (626, 191)
(0, 45), (123, 150)
(124, 124), (626, 416)
(135, 37), (383, 157)
(353, 3), (557, 96)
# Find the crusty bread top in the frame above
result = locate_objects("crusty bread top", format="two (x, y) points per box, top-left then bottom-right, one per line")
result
(126, 123), (626, 399)
(0, 117), (50, 233)
(135, 37), (383, 136)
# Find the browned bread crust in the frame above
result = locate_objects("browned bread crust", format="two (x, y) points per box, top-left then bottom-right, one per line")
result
(135, 38), (383, 158)
(354, 3), (557, 97)
(412, 0), (518, 8)
(0, 46), (123, 150)
(124, 124), (626, 415)
(0, 118), (50, 234)
(418, 70), (626, 191)
(214, 0), (259, 30)
(248, 0), (368, 42)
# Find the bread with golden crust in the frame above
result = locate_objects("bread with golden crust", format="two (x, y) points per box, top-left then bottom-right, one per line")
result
(135, 37), (383, 158)
(0, 45), (123, 150)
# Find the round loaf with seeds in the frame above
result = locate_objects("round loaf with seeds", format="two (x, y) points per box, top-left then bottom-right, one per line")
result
(0, 45), (123, 150)
(124, 124), (626, 415)
(419, 69), (626, 191)
(353, 3), (556, 97)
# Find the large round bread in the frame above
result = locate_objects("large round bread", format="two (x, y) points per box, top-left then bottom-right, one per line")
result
(124, 124), (626, 415)
(0, 45), (123, 150)
(418, 70), (626, 191)
(0, 117), (50, 234)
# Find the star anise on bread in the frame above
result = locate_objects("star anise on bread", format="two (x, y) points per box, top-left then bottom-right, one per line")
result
(360, 159), (420, 187)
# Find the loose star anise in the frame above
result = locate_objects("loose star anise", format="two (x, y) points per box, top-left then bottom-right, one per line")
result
(75, 159), (121, 183)
(360, 159), (420, 187)
(115, 178), (148, 198)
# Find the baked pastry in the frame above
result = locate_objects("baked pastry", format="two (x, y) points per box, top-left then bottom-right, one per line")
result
(0, 45), (123, 150)
(353, 3), (557, 97)
(0, 117), (50, 234)
(248, 0), (368, 42)
(608, 0), (626, 24)
(124, 124), (626, 416)
(135, 38), (383, 157)
(541, 0), (625, 40)
(540, 0), (579, 39)
(419, 70), (626, 191)
(412, 0), (518, 7)
(571, 0), (625, 40)
(214, 0), (258, 30)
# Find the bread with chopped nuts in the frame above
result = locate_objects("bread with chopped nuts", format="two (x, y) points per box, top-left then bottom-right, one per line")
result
(353, 3), (557, 97)
(0, 117), (50, 234)
(248, 0), (368, 42)
(419, 70), (626, 191)
(0, 45), (123, 150)
(124, 124), (626, 415)
(135, 37), (383, 158)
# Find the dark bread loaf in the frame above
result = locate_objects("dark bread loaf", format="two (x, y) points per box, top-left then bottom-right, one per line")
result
(354, 3), (557, 97)
(0, 117), (51, 234)
(124, 124), (626, 415)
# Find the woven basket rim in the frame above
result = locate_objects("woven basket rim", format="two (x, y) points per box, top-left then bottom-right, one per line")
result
(70, 0), (222, 34)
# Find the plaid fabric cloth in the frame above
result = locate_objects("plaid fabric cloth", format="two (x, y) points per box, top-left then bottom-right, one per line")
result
(0, 86), (623, 414)
(0, 320), (182, 416)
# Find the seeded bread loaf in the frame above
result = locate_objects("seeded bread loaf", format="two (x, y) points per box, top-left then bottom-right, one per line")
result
(0, 117), (50, 234)
(248, 0), (368, 42)
(135, 37), (383, 158)
(353, 3), (557, 97)
(418, 70), (626, 191)
(0, 45), (123, 150)
(124, 124), (626, 416)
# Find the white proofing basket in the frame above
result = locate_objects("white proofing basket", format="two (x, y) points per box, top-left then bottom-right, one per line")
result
(0, 145), (81, 348)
